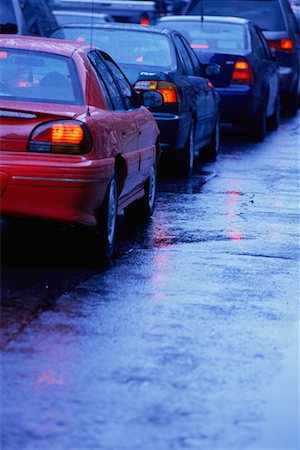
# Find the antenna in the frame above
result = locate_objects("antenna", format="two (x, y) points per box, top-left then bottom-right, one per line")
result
(201, 0), (204, 21)
(87, 0), (95, 117)
(90, 0), (95, 48)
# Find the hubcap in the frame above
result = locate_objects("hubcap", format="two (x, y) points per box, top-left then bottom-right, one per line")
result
(189, 125), (194, 170)
(107, 180), (117, 245)
(148, 164), (156, 210)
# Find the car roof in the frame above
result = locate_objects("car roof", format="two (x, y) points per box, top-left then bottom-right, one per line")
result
(0, 35), (92, 56)
(54, 22), (173, 35)
(159, 15), (250, 25)
(54, 9), (111, 17)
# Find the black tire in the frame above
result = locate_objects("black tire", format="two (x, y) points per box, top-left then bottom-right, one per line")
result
(178, 122), (195, 178)
(282, 87), (298, 117)
(267, 95), (280, 131)
(97, 176), (118, 257)
(125, 162), (157, 221)
(204, 114), (220, 161)
(248, 98), (267, 142)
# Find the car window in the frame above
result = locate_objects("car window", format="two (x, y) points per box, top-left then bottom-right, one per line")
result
(185, 0), (287, 31)
(254, 25), (273, 59)
(88, 50), (124, 110)
(88, 51), (114, 110)
(251, 25), (268, 59)
(161, 20), (250, 53)
(0, 48), (83, 105)
(100, 52), (139, 110)
(51, 27), (174, 68)
(181, 36), (201, 76)
(21, 0), (58, 36)
(0, 0), (18, 34)
(174, 35), (195, 76)
(285, 1), (300, 33)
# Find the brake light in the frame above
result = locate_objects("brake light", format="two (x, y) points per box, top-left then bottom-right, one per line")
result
(0, 51), (8, 59)
(191, 44), (209, 49)
(134, 80), (178, 103)
(231, 60), (254, 85)
(27, 120), (92, 154)
(140, 16), (150, 26)
(267, 39), (294, 52)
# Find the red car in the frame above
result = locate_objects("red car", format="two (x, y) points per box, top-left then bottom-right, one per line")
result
(0, 36), (162, 256)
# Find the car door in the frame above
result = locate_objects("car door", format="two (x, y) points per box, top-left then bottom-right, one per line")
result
(100, 52), (157, 189)
(252, 24), (280, 117)
(173, 33), (209, 146)
(88, 50), (140, 199)
(182, 35), (218, 136)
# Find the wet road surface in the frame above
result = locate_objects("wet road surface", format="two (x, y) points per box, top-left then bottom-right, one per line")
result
(1, 115), (299, 449)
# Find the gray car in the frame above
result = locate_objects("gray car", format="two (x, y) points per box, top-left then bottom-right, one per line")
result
(0, 0), (58, 36)
(184, 0), (300, 116)
(53, 10), (114, 25)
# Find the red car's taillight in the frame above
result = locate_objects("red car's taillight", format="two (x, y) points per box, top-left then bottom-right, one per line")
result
(27, 120), (92, 154)
(231, 61), (254, 85)
(135, 80), (178, 103)
(267, 39), (294, 53)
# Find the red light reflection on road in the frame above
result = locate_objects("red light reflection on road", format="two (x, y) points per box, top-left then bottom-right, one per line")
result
(150, 217), (173, 301)
(37, 370), (65, 386)
(272, 201), (285, 208)
(228, 229), (244, 241)
(225, 190), (244, 241)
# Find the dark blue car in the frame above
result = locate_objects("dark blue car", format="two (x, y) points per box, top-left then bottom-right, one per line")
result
(158, 15), (281, 141)
(51, 23), (220, 176)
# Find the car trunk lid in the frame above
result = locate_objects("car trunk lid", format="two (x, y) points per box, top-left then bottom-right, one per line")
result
(195, 51), (252, 88)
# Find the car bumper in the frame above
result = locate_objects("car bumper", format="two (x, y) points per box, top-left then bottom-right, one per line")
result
(278, 66), (296, 94)
(152, 112), (189, 152)
(216, 85), (259, 124)
(0, 152), (115, 226)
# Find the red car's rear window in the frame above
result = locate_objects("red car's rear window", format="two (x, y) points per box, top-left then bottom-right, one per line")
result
(0, 48), (83, 105)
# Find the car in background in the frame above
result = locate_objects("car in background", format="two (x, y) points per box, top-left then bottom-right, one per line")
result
(51, 24), (221, 176)
(158, 15), (281, 140)
(0, 0), (58, 36)
(289, 0), (300, 25)
(0, 36), (163, 256)
(53, 10), (114, 25)
(183, 0), (300, 116)
(51, 0), (159, 24)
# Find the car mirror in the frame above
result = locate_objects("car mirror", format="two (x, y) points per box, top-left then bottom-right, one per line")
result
(141, 90), (164, 107)
(204, 63), (221, 78)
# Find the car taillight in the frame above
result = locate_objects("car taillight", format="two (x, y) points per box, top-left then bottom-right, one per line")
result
(134, 80), (178, 103)
(190, 43), (209, 49)
(140, 16), (150, 26)
(267, 39), (294, 53)
(231, 61), (254, 85)
(27, 120), (92, 154)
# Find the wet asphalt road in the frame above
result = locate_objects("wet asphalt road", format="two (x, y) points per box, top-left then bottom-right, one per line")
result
(1, 115), (299, 450)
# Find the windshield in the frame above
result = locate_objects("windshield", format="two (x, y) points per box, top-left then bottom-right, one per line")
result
(162, 21), (250, 53)
(186, 0), (286, 31)
(0, 48), (83, 105)
(52, 28), (174, 68)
